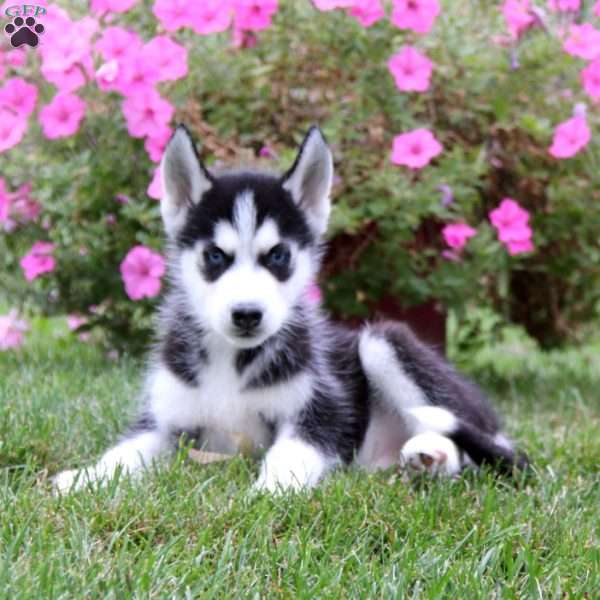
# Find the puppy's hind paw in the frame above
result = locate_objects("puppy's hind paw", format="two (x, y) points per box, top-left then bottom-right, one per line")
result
(400, 432), (462, 477)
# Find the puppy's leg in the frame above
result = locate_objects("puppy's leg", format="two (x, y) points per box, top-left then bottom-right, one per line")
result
(358, 326), (528, 474)
(254, 426), (336, 493)
(53, 426), (171, 493)
(400, 432), (462, 476)
(359, 328), (450, 472)
(359, 327), (430, 422)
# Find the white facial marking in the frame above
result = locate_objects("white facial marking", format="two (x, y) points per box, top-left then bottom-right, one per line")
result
(253, 218), (280, 255)
(233, 190), (257, 248)
(178, 227), (316, 350)
(214, 221), (239, 255)
(175, 182), (320, 349)
(215, 206), (280, 263)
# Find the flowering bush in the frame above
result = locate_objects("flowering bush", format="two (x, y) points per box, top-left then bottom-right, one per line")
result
(1, 0), (600, 351)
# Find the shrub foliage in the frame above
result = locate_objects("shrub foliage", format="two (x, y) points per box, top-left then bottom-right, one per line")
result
(1, 0), (599, 350)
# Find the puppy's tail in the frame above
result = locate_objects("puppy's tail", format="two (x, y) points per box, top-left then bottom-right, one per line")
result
(405, 407), (529, 475)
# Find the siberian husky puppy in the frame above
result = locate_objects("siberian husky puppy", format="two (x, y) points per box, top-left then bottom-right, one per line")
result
(53, 126), (528, 493)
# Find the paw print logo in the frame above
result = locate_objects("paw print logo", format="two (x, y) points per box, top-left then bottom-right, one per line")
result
(4, 16), (45, 48)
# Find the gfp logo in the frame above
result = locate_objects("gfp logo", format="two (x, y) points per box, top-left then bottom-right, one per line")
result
(4, 5), (46, 48)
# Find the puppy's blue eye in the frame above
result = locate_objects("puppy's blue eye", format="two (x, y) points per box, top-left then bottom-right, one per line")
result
(267, 245), (290, 268)
(205, 247), (226, 266)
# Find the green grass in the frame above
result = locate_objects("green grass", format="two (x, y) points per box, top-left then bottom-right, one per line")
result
(1, 320), (599, 598)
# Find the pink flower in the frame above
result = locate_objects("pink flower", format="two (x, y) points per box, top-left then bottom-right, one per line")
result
(115, 52), (160, 96)
(490, 198), (529, 231)
(348, 0), (385, 27)
(489, 198), (534, 256)
(67, 314), (88, 331)
(547, 0), (580, 11)
(506, 239), (534, 255)
(120, 245), (166, 300)
(40, 24), (93, 73)
(259, 145), (276, 159)
(143, 36), (188, 82)
(391, 128), (443, 169)
(91, 0), (139, 14)
(41, 59), (93, 93)
(39, 93), (86, 139)
(581, 59), (600, 99)
(95, 27), (142, 62)
(501, 0), (535, 40)
(122, 89), (174, 138)
(391, 0), (441, 35)
(442, 223), (477, 251)
(147, 167), (163, 199)
(305, 282), (322, 304)
(563, 24), (600, 60)
(0, 108), (27, 153)
(9, 182), (41, 223)
(312, 0), (355, 10)
(190, 0), (233, 35)
(153, 0), (196, 31)
(20, 241), (56, 281)
(95, 59), (120, 91)
(0, 310), (29, 351)
(234, 0), (278, 32)
(595, 1), (600, 17)
(5, 48), (27, 68)
(35, 5), (72, 36)
(548, 115), (591, 158)
(0, 178), (9, 222)
(145, 125), (172, 162)
(387, 46), (433, 93)
(0, 78), (38, 117)
(39, 14), (96, 91)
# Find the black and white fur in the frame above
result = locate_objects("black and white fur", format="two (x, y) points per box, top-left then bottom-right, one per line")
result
(53, 126), (528, 493)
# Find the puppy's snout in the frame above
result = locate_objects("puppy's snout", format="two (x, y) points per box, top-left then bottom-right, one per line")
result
(231, 305), (263, 332)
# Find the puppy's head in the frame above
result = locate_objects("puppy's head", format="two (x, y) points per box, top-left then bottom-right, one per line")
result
(160, 125), (333, 348)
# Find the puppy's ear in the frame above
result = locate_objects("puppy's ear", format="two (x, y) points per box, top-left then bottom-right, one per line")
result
(281, 126), (333, 237)
(160, 125), (213, 237)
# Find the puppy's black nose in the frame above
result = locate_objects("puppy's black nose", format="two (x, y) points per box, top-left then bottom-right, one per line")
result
(231, 305), (263, 332)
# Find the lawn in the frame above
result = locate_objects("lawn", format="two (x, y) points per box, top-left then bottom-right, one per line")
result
(1, 319), (598, 598)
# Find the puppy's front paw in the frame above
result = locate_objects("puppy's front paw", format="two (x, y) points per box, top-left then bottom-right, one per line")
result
(52, 468), (83, 493)
(252, 472), (302, 495)
(52, 467), (105, 493)
(400, 432), (462, 476)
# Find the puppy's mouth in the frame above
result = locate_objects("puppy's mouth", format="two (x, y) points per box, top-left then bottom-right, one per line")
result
(225, 328), (267, 348)
(236, 329), (258, 338)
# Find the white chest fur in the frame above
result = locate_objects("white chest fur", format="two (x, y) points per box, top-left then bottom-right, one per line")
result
(146, 339), (314, 451)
